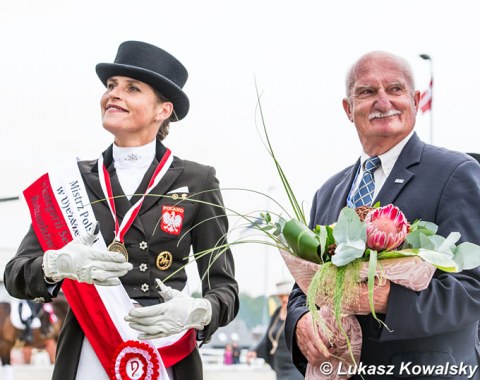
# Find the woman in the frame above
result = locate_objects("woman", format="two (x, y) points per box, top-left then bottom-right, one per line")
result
(246, 280), (303, 380)
(4, 41), (239, 380)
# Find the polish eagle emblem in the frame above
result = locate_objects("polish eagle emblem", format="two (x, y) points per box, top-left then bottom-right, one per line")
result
(161, 205), (184, 235)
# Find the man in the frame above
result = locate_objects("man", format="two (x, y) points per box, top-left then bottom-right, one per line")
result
(285, 51), (480, 379)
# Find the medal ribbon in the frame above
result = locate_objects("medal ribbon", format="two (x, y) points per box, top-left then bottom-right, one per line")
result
(98, 148), (173, 243)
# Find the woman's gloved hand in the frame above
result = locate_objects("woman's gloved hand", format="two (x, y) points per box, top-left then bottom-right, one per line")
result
(42, 222), (133, 286)
(125, 278), (212, 339)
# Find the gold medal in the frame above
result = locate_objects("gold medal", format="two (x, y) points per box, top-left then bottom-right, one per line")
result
(108, 240), (129, 261)
(156, 251), (173, 270)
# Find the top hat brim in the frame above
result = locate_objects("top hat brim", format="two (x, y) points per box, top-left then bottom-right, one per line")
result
(96, 63), (189, 121)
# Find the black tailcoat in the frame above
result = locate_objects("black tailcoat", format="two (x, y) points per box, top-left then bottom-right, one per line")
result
(5, 142), (239, 380)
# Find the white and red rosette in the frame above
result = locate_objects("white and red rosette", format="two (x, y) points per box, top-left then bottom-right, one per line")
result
(110, 340), (161, 380)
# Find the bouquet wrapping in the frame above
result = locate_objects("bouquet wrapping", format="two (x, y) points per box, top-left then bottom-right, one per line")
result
(279, 249), (436, 380)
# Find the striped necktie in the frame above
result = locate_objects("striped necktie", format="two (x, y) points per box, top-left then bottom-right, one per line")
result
(351, 156), (381, 207)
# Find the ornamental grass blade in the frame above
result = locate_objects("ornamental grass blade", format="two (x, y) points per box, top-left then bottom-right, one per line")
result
(368, 249), (378, 321)
(283, 219), (320, 263)
(255, 80), (306, 225)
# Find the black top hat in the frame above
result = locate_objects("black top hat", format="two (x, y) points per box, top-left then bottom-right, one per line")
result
(96, 41), (189, 121)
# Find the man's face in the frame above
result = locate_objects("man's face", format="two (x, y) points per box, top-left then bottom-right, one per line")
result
(342, 55), (420, 155)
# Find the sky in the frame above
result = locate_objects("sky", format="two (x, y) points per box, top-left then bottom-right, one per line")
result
(1, 0), (480, 296)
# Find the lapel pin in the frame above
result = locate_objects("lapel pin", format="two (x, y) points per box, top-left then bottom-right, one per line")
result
(394, 178), (405, 184)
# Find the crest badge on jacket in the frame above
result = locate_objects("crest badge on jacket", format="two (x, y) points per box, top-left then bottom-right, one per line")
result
(161, 205), (184, 235)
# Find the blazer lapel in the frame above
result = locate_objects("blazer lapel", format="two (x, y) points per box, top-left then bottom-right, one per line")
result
(327, 162), (359, 222)
(375, 133), (423, 206)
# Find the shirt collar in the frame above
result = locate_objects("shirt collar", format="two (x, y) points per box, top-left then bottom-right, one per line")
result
(360, 130), (415, 177)
(113, 139), (157, 169)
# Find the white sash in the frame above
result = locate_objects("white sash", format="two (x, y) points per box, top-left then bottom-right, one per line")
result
(24, 157), (195, 380)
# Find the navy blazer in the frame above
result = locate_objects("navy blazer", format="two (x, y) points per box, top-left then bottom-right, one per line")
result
(286, 133), (480, 379)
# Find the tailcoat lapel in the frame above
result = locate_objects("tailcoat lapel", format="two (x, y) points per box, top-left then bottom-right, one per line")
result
(136, 158), (184, 216)
(135, 140), (184, 216)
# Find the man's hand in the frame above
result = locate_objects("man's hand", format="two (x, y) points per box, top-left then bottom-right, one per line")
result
(42, 222), (133, 286)
(295, 312), (333, 366)
(346, 279), (391, 315)
(125, 279), (212, 339)
(315, 278), (391, 315)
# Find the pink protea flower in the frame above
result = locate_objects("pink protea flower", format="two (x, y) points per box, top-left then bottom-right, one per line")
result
(364, 204), (410, 251)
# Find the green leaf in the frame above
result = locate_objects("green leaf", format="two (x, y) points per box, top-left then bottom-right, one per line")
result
(417, 249), (458, 272)
(418, 221), (439, 234)
(333, 208), (366, 243)
(318, 225), (328, 259)
(438, 232), (460, 253)
(332, 240), (366, 266)
(331, 208), (366, 266)
(453, 242), (480, 271)
(427, 235), (446, 250)
(326, 225), (335, 247)
(263, 212), (272, 224)
(282, 219), (320, 263)
(378, 249), (419, 260)
(419, 233), (435, 250)
(405, 222), (438, 248)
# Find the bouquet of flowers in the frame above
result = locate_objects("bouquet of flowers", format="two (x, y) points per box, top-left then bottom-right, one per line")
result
(270, 203), (480, 379)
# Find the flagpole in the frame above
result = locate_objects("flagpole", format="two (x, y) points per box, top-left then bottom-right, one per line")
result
(0, 196), (19, 203)
(419, 54), (433, 144)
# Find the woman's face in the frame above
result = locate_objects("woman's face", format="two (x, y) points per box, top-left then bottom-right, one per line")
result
(100, 76), (172, 146)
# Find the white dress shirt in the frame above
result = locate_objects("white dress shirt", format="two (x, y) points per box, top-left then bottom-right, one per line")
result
(350, 130), (415, 203)
(112, 140), (156, 199)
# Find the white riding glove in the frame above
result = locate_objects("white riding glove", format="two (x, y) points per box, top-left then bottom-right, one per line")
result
(42, 222), (133, 286)
(125, 278), (212, 339)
